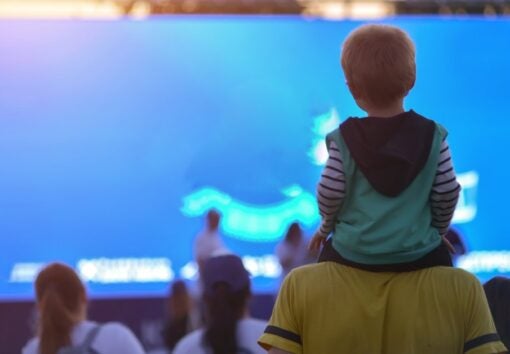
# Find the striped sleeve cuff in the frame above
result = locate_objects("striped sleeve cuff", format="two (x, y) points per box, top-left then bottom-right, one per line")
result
(464, 333), (507, 354)
(258, 325), (303, 354)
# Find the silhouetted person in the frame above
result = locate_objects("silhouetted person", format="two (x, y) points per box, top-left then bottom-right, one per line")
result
(484, 277), (510, 349)
(194, 210), (229, 279)
(22, 263), (144, 354)
(276, 223), (311, 281)
(174, 254), (266, 354)
(161, 280), (200, 351)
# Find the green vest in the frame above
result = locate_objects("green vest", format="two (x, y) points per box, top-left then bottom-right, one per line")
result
(327, 124), (447, 265)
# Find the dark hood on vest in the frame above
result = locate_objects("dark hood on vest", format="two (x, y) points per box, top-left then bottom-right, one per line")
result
(339, 110), (436, 197)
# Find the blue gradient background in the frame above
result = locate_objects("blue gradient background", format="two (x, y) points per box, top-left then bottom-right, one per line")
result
(0, 17), (509, 298)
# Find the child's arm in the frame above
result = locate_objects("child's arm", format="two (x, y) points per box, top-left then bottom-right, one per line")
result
(310, 141), (345, 251)
(430, 139), (461, 237)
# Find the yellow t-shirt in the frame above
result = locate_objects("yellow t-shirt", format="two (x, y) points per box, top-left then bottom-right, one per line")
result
(258, 263), (507, 354)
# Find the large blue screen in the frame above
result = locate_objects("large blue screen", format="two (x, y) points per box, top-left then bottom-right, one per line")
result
(1, 17), (509, 299)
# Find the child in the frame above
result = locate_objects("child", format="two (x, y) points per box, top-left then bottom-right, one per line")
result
(309, 24), (460, 270)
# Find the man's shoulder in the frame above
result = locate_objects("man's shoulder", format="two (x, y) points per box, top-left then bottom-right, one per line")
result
(422, 267), (483, 297)
(285, 262), (337, 284)
(194, 230), (207, 241)
(288, 262), (325, 274)
(286, 263), (480, 287)
(422, 266), (479, 283)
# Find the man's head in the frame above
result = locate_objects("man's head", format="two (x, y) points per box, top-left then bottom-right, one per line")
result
(284, 222), (303, 246)
(341, 24), (416, 112)
(206, 209), (221, 231)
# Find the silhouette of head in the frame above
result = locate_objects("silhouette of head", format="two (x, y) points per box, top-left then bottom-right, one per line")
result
(206, 209), (221, 231)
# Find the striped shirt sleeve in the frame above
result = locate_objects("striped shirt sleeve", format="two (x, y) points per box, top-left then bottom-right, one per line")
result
(316, 140), (345, 238)
(430, 139), (461, 236)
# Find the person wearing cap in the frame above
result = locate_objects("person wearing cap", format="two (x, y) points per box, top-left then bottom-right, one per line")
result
(173, 254), (267, 354)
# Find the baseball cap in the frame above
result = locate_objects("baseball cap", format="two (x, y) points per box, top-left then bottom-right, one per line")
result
(202, 254), (250, 295)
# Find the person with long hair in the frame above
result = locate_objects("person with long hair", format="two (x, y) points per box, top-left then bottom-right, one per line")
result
(173, 254), (266, 354)
(22, 262), (145, 354)
(161, 280), (200, 351)
(275, 222), (313, 283)
(484, 277), (510, 349)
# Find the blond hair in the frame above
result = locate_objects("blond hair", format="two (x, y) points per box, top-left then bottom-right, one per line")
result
(341, 24), (416, 107)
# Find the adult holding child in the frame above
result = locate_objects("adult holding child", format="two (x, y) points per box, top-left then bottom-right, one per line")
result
(258, 24), (506, 354)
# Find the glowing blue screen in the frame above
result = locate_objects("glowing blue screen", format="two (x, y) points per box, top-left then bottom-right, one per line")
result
(1, 17), (509, 299)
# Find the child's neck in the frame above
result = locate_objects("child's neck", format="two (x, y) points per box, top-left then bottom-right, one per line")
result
(365, 100), (405, 118)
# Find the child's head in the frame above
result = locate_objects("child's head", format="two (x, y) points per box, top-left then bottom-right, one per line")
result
(341, 24), (416, 111)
